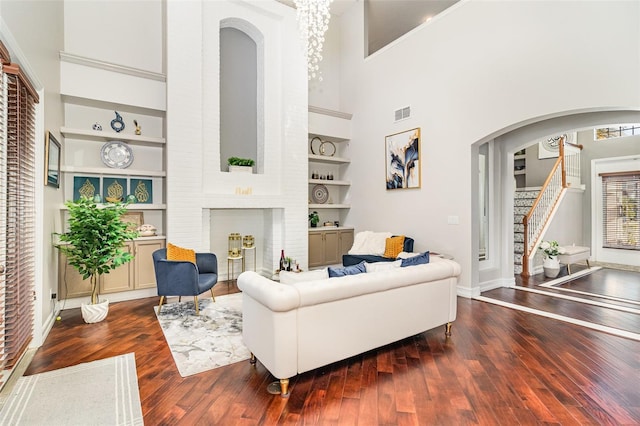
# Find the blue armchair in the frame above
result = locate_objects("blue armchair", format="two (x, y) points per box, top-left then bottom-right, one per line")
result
(152, 248), (219, 315)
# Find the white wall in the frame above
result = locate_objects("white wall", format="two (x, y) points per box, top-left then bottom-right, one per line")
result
(64, 0), (163, 73)
(337, 1), (640, 296)
(166, 0), (309, 274)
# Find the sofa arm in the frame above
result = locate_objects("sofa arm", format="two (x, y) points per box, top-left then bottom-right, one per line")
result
(237, 271), (300, 312)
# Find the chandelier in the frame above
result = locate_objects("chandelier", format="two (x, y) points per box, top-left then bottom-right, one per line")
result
(294, 0), (333, 80)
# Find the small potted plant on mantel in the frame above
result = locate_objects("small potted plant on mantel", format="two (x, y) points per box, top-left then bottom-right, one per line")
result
(228, 156), (255, 173)
(56, 196), (139, 323)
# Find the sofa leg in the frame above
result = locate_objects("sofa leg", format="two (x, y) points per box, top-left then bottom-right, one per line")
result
(280, 379), (290, 398)
(158, 296), (164, 313)
(250, 353), (256, 365)
(194, 296), (200, 315)
(445, 322), (452, 337)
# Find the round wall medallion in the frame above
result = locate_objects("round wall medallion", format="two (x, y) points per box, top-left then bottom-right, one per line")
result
(311, 184), (329, 204)
(100, 141), (133, 169)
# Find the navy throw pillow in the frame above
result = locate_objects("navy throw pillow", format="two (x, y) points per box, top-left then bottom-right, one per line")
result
(328, 261), (366, 277)
(400, 251), (430, 267)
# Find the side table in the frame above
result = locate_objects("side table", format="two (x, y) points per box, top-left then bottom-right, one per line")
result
(242, 246), (256, 272)
(227, 255), (243, 288)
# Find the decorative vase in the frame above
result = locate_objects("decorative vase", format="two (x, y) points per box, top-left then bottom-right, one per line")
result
(543, 257), (560, 278)
(81, 299), (109, 323)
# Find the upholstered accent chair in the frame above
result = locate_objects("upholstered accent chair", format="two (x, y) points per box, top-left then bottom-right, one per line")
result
(152, 248), (219, 315)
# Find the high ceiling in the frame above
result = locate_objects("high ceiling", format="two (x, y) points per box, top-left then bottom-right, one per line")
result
(277, 0), (459, 55)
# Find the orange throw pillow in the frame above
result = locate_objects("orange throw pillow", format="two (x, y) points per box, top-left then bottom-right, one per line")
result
(167, 242), (196, 263)
(384, 236), (405, 258)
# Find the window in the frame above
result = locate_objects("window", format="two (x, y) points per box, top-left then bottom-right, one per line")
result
(594, 124), (640, 140)
(601, 171), (639, 251)
(0, 42), (39, 385)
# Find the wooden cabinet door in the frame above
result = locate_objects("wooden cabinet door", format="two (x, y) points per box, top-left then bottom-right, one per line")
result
(135, 239), (165, 289)
(58, 252), (91, 299)
(323, 230), (340, 265)
(100, 242), (134, 294)
(339, 230), (354, 257)
(308, 232), (325, 268)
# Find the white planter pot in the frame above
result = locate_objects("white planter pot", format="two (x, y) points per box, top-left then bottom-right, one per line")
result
(81, 299), (109, 323)
(229, 165), (252, 173)
(543, 257), (560, 278)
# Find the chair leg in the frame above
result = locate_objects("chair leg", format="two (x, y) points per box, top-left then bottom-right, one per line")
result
(210, 288), (216, 302)
(158, 296), (165, 313)
(194, 296), (199, 315)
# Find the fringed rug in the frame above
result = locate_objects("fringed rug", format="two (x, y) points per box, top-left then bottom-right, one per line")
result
(0, 353), (143, 425)
(154, 293), (250, 377)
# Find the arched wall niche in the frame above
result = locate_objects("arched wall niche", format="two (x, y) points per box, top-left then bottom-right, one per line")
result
(219, 17), (265, 173)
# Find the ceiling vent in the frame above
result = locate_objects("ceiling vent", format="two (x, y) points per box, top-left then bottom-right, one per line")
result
(394, 106), (411, 122)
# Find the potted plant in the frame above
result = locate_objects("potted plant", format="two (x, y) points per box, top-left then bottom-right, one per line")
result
(227, 156), (255, 173)
(538, 240), (565, 278)
(56, 197), (139, 323)
(308, 211), (319, 228)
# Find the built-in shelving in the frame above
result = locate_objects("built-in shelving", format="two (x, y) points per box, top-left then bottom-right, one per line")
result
(60, 126), (165, 146)
(308, 178), (350, 186)
(308, 154), (350, 165)
(309, 203), (350, 209)
(61, 165), (166, 177)
(60, 203), (166, 211)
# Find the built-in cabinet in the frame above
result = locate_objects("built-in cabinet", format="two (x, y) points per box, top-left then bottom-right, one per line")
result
(308, 228), (354, 268)
(58, 53), (167, 300)
(58, 237), (165, 299)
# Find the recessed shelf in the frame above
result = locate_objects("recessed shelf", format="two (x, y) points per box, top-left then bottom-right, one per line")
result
(514, 170), (526, 175)
(308, 154), (350, 165)
(60, 203), (166, 210)
(60, 165), (166, 177)
(308, 179), (350, 186)
(60, 126), (165, 146)
(308, 204), (351, 209)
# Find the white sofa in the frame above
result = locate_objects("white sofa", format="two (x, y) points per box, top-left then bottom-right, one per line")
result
(237, 256), (461, 396)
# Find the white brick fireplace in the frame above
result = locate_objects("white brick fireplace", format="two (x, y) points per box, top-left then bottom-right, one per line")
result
(165, 0), (309, 278)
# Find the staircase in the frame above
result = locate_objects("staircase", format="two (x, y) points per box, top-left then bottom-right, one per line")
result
(514, 189), (540, 274)
(515, 135), (583, 276)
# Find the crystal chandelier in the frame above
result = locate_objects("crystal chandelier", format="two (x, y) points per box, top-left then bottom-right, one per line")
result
(294, 0), (333, 80)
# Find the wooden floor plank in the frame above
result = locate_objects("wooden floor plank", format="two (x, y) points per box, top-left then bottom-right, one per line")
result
(20, 273), (640, 425)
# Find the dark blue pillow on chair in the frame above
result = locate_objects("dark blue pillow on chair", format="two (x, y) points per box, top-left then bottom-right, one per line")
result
(328, 261), (366, 277)
(400, 251), (430, 267)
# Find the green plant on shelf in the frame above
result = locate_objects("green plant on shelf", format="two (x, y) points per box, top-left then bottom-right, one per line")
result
(227, 157), (255, 167)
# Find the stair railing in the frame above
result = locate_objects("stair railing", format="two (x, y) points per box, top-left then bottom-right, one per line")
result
(521, 137), (583, 275)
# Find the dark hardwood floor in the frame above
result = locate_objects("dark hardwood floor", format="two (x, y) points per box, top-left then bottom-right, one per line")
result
(482, 266), (640, 336)
(25, 279), (640, 425)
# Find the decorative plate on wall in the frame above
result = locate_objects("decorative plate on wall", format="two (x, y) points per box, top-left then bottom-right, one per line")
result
(311, 184), (329, 204)
(100, 141), (134, 169)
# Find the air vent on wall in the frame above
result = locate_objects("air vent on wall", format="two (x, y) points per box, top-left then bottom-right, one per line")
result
(394, 106), (411, 122)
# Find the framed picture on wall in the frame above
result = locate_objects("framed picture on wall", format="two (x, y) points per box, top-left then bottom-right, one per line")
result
(129, 178), (153, 204)
(44, 131), (61, 188)
(73, 176), (100, 201)
(385, 128), (421, 190)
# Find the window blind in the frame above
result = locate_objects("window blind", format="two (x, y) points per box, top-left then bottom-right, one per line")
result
(601, 171), (640, 251)
(0, 42), (39, 385)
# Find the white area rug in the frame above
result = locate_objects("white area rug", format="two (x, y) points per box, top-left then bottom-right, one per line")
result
(0, 353), (143, 426)
(154, 293), (250, 377)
